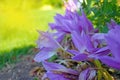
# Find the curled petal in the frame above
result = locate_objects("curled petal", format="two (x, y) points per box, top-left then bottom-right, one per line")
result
(34, 48), (56, 62)
(42, 61), (66, 71)
(43, 61), (79, 75)
(72, 54), (88, 61)
(99, 56), (120, 70)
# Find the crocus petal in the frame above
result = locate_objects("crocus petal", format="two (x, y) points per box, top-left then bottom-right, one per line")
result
(94, 47), (108, 54)
(80, 31), (93, 51)
(49, 23), (59, 30)
(87, 47), (110, 60)
(42, 61), (79, 75)
(105, 27), (120, 60)
(42, 74), (47, 80)
(92, 33), (106, 40)
(79, 68), (89, 80)
(79, 68), (96, 80)
(42, 61), (66, 71)
(107, 19), (117, 29)
(88, 69), (96, 80)
(99, 56), (120, 70)
(92, 33), (107, 48)
(94, 47), (110, 56)
(53, 32), (65, 42)
(71, 31), (85, 52)
(37, 31), (59, 49)
(53, 69), (79, 75)
(72, 54), (88, 61)
(47, 72), (70, 80)
(34, 48), (56, 62)
(67, 50), (81, 55)
(49, 9), (94, 34)
(80, 11), (94, 32)
(54, 15), (71, 32)
(71, 31), (93, 53)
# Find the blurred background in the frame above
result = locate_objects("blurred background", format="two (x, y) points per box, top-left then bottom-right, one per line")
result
(0, 0), (63, 68)
(0, 0), (120, 69)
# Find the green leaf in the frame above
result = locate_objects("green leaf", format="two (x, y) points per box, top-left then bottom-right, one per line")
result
(102, 69), (114, 80)
(97, 70), (103, 80)
(94, 60), (114, 80)
(94, 60), (103, 80)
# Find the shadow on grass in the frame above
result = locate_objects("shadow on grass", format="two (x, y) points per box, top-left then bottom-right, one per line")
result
(0, 45), (36, 69)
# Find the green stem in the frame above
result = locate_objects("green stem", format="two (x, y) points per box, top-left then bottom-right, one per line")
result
(94, 60), (114, 80)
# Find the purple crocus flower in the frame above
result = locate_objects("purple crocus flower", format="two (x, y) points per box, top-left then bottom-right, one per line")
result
(69, 31), (110, 62)
(91, 21), (120, 69)
(98, 26), (120, 69)
(42, 61), (96, 80)
(71, 31), (94, 53)
(49, 10), (94, 34)
(34, 31), (62, 62)
(42, 61), (79, 80)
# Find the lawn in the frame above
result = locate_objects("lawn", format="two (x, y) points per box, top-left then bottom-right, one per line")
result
(0, 6), (63, 68)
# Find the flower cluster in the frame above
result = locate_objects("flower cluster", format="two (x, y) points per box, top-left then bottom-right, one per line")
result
(34, 0), (120, 80)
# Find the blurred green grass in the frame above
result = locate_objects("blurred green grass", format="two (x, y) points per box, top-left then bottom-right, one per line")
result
(0, 7), (63, 69)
